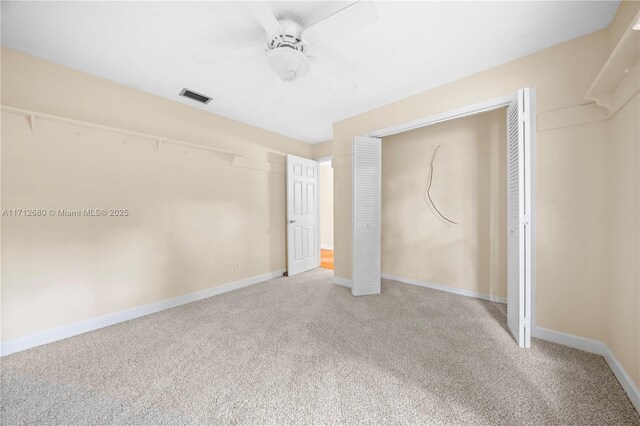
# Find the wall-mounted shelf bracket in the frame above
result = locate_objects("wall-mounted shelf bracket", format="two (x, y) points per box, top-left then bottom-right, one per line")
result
(584, 11), (640, 115)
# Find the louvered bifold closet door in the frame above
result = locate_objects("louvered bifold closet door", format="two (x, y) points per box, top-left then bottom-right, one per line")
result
(507, 88), (534, 349)
(352, 136), (382, 296)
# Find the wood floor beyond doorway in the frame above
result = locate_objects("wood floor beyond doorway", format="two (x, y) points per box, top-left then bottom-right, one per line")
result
(321, 249), (334, 270)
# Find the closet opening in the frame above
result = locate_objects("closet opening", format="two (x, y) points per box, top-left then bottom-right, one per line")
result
(351, 90), (536, 347)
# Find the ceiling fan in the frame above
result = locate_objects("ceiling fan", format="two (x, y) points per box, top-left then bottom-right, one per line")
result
(193, 1), (377, 93)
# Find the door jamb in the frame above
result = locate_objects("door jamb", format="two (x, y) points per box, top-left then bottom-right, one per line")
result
(364, 94), (514, 138)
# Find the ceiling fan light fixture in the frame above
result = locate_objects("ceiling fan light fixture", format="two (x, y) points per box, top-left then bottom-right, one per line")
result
(266, 48), (309, 82)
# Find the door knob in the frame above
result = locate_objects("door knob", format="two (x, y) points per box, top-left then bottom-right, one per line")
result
(288, 219), (296, 224)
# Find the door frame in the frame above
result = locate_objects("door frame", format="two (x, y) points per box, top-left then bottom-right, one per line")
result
(286, 154), (321, 276)
(355, 90), (537, 336)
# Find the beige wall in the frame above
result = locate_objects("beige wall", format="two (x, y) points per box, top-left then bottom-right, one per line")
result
(0, 48), (312, 341)
(606, 92), (640, 388)
(382, 109), (506, 299)
(0, 49), (312, 163)
(331, 3), (639, 388)
(319, 162), (334, 249)
(535, 118), (611, 340)
(312, 140), (332, 160)
(313, 141), (333, 249)
(332, 28), (611, 283)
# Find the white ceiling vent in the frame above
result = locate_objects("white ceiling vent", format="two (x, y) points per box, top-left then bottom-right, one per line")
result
(179, 88), (212, 105)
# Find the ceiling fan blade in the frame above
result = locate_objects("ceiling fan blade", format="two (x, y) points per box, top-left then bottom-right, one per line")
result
(308, 56), (358, 93)
(193, 46), (266, 65)
(239, 2), (282, 36)
(302, 1), (377, 45)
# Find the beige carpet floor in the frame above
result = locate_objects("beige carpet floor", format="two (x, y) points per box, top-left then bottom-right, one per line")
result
(1, 268), (638, 425)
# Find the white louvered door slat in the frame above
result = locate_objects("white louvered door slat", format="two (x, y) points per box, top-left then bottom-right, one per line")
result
(507, 88), (534, 348)
(352, 136), (382, 296)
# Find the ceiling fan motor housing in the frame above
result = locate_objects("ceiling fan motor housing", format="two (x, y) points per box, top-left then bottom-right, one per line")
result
(267, 19), (305, 52)
(266, 19), (309, 82)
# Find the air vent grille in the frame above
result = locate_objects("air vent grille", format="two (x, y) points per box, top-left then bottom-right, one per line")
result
(179, 88), (212, 104)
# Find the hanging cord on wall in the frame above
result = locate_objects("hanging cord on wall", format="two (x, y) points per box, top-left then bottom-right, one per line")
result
(424, 145), (458, 226)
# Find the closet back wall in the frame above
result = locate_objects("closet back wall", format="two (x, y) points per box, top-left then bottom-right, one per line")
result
(382, 109), (507, 299)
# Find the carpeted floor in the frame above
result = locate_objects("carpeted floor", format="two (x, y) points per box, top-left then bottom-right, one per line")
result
(1, 268), (638, 425)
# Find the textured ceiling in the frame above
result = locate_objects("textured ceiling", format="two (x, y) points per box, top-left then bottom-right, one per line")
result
(1, 1), (619, 143)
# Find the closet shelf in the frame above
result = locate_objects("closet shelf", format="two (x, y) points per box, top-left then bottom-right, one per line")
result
(1, 105), (286, 174)
(584, 12), (640, 114)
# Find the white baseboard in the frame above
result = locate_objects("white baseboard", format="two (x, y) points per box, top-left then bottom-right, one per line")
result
(381, 273), (507, 304)
(333, 277), (352, 288)
(0, 269), (285, 357)
(531, 326), (604, 355)
(335, 274), (506, 303)
(321, 244), (334, 250)
(532, 326), (639, 413)
(602, 344), (640, 413)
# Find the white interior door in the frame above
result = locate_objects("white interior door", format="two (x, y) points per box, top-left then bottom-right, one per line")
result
(287, 154), (319, 276)
(352, 136), (382, 296)
(507, 88), (535, 348)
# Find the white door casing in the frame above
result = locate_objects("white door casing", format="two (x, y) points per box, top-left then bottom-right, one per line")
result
(352, 136), (382, 296)
(506, 88), (535, 348)
(287, 154), (320, 276)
